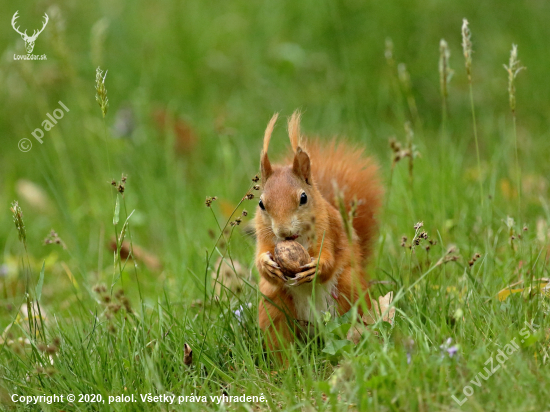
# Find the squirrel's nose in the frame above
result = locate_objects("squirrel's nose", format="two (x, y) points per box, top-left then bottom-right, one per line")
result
(274, 226), (293, 239)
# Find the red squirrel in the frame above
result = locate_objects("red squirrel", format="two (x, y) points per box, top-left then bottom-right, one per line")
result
(254, 110), (383, 352)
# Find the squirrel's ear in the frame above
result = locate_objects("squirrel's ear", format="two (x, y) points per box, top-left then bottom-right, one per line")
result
(261, 151), (273, 184)
(293, 147), (311, 185)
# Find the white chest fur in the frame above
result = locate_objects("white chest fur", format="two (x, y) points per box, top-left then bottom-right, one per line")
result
(286, 276), (338, 323)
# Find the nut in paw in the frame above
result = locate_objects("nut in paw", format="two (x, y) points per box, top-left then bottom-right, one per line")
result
(274, 240), (310, 278)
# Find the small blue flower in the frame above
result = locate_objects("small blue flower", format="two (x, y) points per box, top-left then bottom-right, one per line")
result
(440, 337), (459, 358)
(233, 303), (252, 321)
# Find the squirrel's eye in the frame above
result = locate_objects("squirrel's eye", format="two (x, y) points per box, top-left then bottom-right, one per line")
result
(259, 199), (266, 210)
(300, 192), (308, 205)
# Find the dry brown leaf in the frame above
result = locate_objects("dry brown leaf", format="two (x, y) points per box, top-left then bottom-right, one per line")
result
(152, 108), (197, 155)
(362, 292), (395, 325)
(183, 343), (193, 367)
(346, 292), (395, 344)
(109, 240), (162, 271)
(497, 278), (550, 301)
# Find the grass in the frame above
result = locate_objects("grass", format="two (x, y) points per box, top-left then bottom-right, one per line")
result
(1, 0), (550, 410)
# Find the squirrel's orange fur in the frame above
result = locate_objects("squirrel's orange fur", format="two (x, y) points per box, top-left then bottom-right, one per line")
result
(254, 111), (383, 357)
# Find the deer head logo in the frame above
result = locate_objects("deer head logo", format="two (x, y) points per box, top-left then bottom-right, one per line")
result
(11, 11), (49, 54)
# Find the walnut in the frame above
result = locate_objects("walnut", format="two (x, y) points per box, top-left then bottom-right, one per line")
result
(274, 240), (310, 278)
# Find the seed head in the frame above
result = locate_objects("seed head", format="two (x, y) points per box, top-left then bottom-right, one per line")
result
(45, 344), (58, 354)
(384, 37), (394, 65)
(397, 63), (411, 90)
(205, 196), (218, 207)
(10, 201), (26, 246)
(92, 284), (107, 294)
(44, 229), (66, 249)
(461, 19), (473, 80)
(252, 175), (260, 183)
(503, 44), (525, 114)
(439, 39), (453, 100)
(95, 67), (109, 118)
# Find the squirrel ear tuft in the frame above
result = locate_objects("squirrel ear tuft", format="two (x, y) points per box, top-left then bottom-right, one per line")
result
(293, 147), (311, 185)
(288, 110), (301, 152)
(261, 151), (273, 184)
(260, 113), (278, 185)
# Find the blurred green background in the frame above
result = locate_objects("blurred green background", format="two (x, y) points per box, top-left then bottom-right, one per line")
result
(1, 0), (549, 310)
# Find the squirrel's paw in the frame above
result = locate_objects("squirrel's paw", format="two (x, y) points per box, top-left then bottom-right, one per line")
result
(288, 258), (318, 286)
(259, 252), (286, 283)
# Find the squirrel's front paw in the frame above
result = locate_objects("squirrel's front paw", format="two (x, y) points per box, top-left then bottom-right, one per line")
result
(259, 252), (286, 284)
(288, 258), (318, 286)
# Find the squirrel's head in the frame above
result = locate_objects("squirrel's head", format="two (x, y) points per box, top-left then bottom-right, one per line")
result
(257, 111), (316, 241)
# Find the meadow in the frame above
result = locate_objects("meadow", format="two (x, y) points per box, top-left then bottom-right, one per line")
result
(1, 0), (550, 410)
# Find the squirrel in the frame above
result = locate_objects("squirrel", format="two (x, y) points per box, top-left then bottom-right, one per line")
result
(254, 110), (383, 354)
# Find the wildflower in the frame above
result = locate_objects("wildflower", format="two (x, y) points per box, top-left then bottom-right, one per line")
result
(233, 303), (252, 321)
(440, 337), (459, 358)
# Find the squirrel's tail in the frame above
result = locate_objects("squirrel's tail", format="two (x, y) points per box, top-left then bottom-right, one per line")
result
(307, 140), (383, 261)
(285, 111), (383, 261)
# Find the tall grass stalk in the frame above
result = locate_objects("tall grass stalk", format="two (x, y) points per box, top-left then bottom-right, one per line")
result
(504, 44), (525, 217)
(438, 39), (453, 218)
(439, 39), (452, 135)
(385, 38), (407, 125)
(462, 19), (484, 206)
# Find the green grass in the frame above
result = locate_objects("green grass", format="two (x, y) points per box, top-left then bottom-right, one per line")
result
(1, 0), (550, 410)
